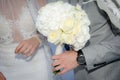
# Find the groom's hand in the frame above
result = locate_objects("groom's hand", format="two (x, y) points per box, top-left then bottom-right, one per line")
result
(52, 51), (79, 75)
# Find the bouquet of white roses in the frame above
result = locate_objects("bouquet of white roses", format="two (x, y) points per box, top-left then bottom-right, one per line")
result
(36, 1), (90, 54)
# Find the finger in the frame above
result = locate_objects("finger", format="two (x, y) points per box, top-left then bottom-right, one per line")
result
(19, 42), (32, 55)
(52, 55), (61, 60)
(53, 64), (64, 71)
(22, 44), (33, 55)
(15, 42), (24, 53)
(25, 47), (35, 57)
(18, 45), (29, 54)
(57, 68), (68, 75)
(23, 48), (31, 56)
(52, 60), (61, 67)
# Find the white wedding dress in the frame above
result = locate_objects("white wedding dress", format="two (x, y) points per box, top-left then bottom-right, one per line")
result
(0, 0), (54, 80)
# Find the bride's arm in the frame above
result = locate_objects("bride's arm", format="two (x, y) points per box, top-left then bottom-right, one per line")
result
(14, 0), (48, 57)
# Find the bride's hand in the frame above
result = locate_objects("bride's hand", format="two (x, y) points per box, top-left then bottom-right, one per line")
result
(15, 36), (41, 57)
(0, 72), (6, 80)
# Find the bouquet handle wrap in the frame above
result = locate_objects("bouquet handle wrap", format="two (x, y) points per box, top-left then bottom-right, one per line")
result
(53, 43), (63, 75)
(55, 43), (63, 55)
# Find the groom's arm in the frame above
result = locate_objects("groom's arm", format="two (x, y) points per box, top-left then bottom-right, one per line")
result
(82, 35), (120, 71)
(81, 0), (120, 71)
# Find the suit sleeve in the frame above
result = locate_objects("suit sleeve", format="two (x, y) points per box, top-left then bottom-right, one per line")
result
(82, 34), (120, 70)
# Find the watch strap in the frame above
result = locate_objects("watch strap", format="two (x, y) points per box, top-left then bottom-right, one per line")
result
(77, 49), (86, 66)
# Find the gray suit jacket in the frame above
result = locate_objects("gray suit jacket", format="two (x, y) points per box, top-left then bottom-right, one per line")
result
(74, 0), (120, 80)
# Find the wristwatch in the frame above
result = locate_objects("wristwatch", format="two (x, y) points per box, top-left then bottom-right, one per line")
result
(76, 50), (86, 66)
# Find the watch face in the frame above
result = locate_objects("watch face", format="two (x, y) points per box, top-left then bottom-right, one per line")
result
(77, 54), (86, 65)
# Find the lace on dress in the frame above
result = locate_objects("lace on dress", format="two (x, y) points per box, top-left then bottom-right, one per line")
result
(0, 0), (37, 44)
